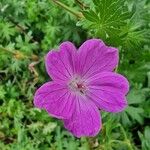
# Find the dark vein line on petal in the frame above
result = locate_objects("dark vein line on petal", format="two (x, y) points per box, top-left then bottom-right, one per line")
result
(88, 86), (123, 94)
(44, 91), (68, 106)
(68, 94), (75, 117)
(37, 87), (67, 96)
(49, 63), (69, 79)
(59, 54), (72, 77)
(87, 57), (116, 78)
(68, 50), (75, 74)
(87, 91), (116, 105)
(82, 50), (109, 78)
(60, 92), (71, 115)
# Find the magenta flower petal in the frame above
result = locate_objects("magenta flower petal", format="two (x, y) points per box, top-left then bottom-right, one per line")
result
(64, 96), (101, 138)
(45, 41), (77, 82)
(77, 39), (118, 78)
(34, 39), (129, 137)
(87, 72), (129, 113)
(34, 81), (76, 119)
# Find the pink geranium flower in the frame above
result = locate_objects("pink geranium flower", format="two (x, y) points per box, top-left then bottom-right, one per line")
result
(34, 39), (129, 137)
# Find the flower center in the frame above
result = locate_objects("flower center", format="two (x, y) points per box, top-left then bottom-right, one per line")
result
(68, 77), (87, 95)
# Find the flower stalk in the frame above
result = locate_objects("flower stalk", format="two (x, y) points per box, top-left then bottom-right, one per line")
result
(119, 124), (134, 150)
(75, 0), (89, 9)
(87, 137), (98, 150)
(0, 46), (39, 61)
(0, 46), (16, 55)
(51, 0), (84, 18)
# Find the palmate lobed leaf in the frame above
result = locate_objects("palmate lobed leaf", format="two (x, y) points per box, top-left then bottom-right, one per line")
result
(113, 87), (147, 126)
(0, 21), (17, 41)
(82, 0), (133, 39)
(120, 16), (150, 49)
(80, 0), (149, 50)
(127, 88), (146, 104)
(126, 106), (144, 124)
(82, 10), (100, 22)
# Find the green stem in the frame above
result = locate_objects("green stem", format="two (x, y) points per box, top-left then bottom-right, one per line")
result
(87, 137), (100, 150)
(0, 46), (39, 60)
(3, 16), (37, 43)
(115, 66), (118, 72)
(119, 124), (127, 140)
(75, 0), (89, 9)
(51, 0), (83, 18)
(118, 124), (134, 150)
(127, 141), (134, 150)
(0, 46), (16, 55)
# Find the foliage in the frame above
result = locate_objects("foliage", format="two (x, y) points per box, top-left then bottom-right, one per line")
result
(138, 126), (150, 150)
(0, 0), (150, 149)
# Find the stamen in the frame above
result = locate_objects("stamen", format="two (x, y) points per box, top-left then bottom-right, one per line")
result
(77, 83), (85, 89)
(69, 77), (87, 95)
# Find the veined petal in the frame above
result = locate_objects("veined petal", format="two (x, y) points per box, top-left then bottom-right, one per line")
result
(45, 42), (77, 82)
(64, 96), (102, 137)
(87, 72), (129, 113)
(77, 39), (118, 79)
(34, 81), (76, 119)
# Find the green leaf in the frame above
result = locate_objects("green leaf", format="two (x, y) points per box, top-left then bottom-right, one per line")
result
(80, 0), (133, 41)
(126, 106), (144, 124)
(138, 126), (150, 150)
(0, 21), (16, 40)
(113, 87), (147, 126)
(127, 89), (146, 104)
(82, 10), (99, 22)
(0, 85), (6, 99)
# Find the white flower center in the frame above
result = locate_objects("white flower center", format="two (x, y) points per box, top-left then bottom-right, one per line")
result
(68, 77), (87, 95)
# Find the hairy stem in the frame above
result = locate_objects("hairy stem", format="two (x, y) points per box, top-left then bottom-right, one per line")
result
(7, 17), (37, 43)
(0, 46), (39, 61)
(75, 0), (89, 9)
(115, 66), (118, 72)
(87, 137), (99, 150)
(51, 0), (83, 18)
(0, 46), (16, 55)
(119, 124), (134, 150)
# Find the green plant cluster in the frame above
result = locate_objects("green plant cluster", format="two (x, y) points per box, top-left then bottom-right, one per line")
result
(0, 0), (150, 149)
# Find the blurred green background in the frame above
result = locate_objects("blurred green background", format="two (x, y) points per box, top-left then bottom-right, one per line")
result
(0, 0), (150, 149)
